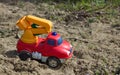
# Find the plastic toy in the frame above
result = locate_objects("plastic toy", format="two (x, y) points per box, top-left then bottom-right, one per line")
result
(16, 15), (73, 68)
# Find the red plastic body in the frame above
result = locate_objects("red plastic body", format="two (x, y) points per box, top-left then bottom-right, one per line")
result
(17, 32), (73, 59)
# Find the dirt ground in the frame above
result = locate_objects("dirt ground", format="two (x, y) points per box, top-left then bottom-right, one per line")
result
(0, 1), (120, 75)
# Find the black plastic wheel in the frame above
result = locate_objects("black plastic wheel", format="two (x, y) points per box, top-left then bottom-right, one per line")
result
(18, 51), (31, 61)
(47, 57), (62, 68)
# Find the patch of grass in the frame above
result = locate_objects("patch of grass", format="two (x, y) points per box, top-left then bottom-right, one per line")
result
(88, 18), (96, 23)
(17, 1), (24, 8)
(95, 70), (101, 75)
(16, 0), (120, 21)
(49, 0), (120, 20)
(55, 1), (91, 11)
(17, 0), (120, 12)
(53, 0), (119, 11)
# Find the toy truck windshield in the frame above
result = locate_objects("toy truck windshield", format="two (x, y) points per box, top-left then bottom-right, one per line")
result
(57, 37), (63, 45)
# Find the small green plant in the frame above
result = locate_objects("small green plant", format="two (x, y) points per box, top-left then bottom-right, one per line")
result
(17, 1), (24, 8)
(95, 70), (101, 75)
(88, 18), (96, 23)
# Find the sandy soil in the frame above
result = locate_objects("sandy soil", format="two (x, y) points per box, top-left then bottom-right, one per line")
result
(0, 1), (120, 75)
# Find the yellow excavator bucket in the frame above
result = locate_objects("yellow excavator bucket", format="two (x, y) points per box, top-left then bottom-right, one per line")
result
(16, 16), (30, 30)
(16, 15), (53, 43)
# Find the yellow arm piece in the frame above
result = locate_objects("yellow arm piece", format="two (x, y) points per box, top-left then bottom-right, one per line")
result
(16, 16), (30, 30)
(16, 15), (53, 43)
(26, 15), (52, 33)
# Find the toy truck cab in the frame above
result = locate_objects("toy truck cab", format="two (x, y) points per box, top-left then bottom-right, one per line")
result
(43, 32), (73, 59)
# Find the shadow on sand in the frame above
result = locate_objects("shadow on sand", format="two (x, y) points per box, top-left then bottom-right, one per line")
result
(4, 50), (18, 58)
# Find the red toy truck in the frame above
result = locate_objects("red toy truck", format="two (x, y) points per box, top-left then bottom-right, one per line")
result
(16, 15), (73, 68)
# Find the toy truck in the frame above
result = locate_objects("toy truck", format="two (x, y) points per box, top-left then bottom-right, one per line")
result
(16, 15), (73, 68)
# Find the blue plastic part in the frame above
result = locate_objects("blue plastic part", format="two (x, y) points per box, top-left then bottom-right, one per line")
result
(52, 32), (57, 36)
(58, 37), (63, 45)
(47, 39), (55, 46)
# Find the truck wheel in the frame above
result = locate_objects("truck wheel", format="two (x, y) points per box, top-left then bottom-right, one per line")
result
(47, 57), (61, 68)
(19, 51), (31, 61)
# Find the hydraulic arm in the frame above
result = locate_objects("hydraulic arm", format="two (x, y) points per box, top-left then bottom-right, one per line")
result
(16, 15), (53, 43)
